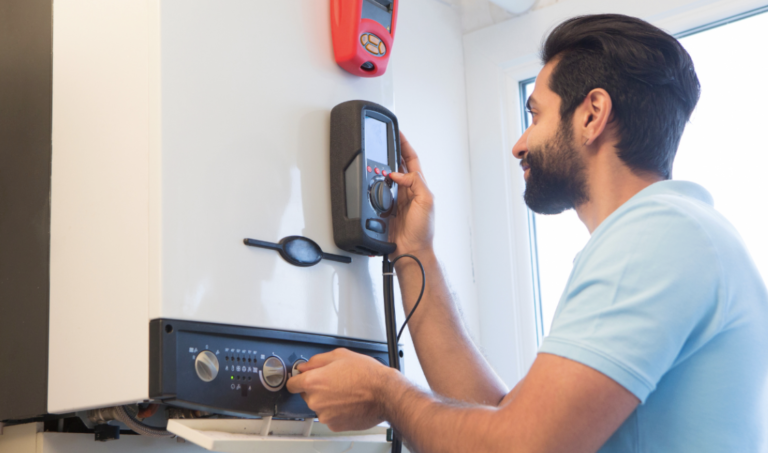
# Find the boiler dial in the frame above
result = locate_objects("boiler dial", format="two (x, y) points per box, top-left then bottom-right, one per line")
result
(291, 358), (308, 378)
(195, 350), (219, 382)
(262, 356), (287, 389)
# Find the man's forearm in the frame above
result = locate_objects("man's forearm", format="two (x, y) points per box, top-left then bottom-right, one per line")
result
(382, 369), (507, 453)
(394, 248), (507, 404)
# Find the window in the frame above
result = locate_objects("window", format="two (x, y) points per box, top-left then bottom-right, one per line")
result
(521, 80), (590, 339)
(675, 11), (768, 285)
(523, 9), (768, 339)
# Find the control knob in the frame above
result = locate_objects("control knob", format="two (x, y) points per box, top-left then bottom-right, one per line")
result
(262, 356), (287, 389)
(291, 358), (308, 378)
(370, 180), (393, 213)
(195, 350), (219, 382)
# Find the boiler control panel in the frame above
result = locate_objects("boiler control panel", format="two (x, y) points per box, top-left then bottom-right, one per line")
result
(149, 319), (396, 418)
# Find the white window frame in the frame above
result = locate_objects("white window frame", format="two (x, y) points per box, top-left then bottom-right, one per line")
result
(463, 0), (768, 387)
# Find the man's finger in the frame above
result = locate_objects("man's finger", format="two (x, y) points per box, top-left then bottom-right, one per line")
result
(399, 132), (423, 175)
(389, 170), (420, 188)
(389, 171), (431, 199)
(388, 171), (410, 186)
(286, 372), (307, 394)
(297, 349), (340, 373)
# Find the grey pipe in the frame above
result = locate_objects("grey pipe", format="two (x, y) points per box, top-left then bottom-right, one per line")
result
(88, 405), (173, 438)
(113, 406), (174, 438)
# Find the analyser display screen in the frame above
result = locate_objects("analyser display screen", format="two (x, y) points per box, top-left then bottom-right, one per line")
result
(364, 116), (389, 165)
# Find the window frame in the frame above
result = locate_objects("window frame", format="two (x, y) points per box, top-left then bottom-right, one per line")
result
(519, 78), (545, 346)
(464, 0), (768, 387)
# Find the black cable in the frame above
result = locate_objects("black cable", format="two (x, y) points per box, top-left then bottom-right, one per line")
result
(382, 254), (426, 453)
(390, 254), (426, 342)
(382, 255), (402, 453)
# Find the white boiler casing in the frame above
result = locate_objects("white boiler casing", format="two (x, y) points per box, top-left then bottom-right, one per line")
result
(48, 0), (394, 414)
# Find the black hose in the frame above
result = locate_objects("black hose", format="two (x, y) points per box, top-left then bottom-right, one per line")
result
(383, 255), (403, 453)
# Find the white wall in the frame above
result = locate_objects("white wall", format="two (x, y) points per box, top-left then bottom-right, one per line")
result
(391, 0), (480, 390)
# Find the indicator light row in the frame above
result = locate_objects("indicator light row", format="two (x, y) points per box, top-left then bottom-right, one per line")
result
(231, 375), (253, 381)
(225, 356), (255, 363)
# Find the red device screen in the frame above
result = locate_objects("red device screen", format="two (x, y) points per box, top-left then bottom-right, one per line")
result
(331, 0), (399, 78)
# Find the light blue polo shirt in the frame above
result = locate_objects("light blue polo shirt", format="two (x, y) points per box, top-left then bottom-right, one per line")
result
(539, 180), (768, 452)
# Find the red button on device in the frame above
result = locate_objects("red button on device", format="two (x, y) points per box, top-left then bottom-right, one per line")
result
(374, 168), (381, 175)
(382, 170), (388, 176)
(367, 166), (372, 173)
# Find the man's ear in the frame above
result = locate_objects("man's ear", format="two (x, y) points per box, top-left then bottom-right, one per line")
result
(575, 88), (613, 147)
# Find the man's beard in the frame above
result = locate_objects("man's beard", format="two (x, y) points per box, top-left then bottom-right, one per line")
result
(523, 121), (589, 215)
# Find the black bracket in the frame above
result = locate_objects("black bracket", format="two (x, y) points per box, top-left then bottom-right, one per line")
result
(94, 423), (120, 442)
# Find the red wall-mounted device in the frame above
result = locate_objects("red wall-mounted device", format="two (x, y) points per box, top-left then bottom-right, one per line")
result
(331, 0), (399, 78)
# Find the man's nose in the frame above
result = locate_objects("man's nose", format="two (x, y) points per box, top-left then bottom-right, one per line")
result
(512, 127), (530, 160)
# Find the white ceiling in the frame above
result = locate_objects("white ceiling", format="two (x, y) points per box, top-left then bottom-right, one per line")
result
(455, 0), (564, 34)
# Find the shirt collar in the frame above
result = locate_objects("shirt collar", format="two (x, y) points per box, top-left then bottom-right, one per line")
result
(631, 180), (714, 207)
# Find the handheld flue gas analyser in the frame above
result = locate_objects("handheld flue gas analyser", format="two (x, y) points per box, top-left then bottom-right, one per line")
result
(331, 100), (400, 256)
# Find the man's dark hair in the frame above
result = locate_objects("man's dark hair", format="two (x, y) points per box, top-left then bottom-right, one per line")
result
(542, 14), (700, 179)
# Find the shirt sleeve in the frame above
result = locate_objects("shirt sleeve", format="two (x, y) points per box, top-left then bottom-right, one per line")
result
(539, 198), (725, 403)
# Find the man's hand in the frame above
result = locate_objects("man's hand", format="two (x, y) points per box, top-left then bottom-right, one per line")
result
(388, 132), (435, 256)
(286, 348), (398, 432)
(288, 349), (639, 452)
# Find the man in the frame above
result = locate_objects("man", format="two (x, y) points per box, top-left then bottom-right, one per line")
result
(287, 14), (768, 452)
